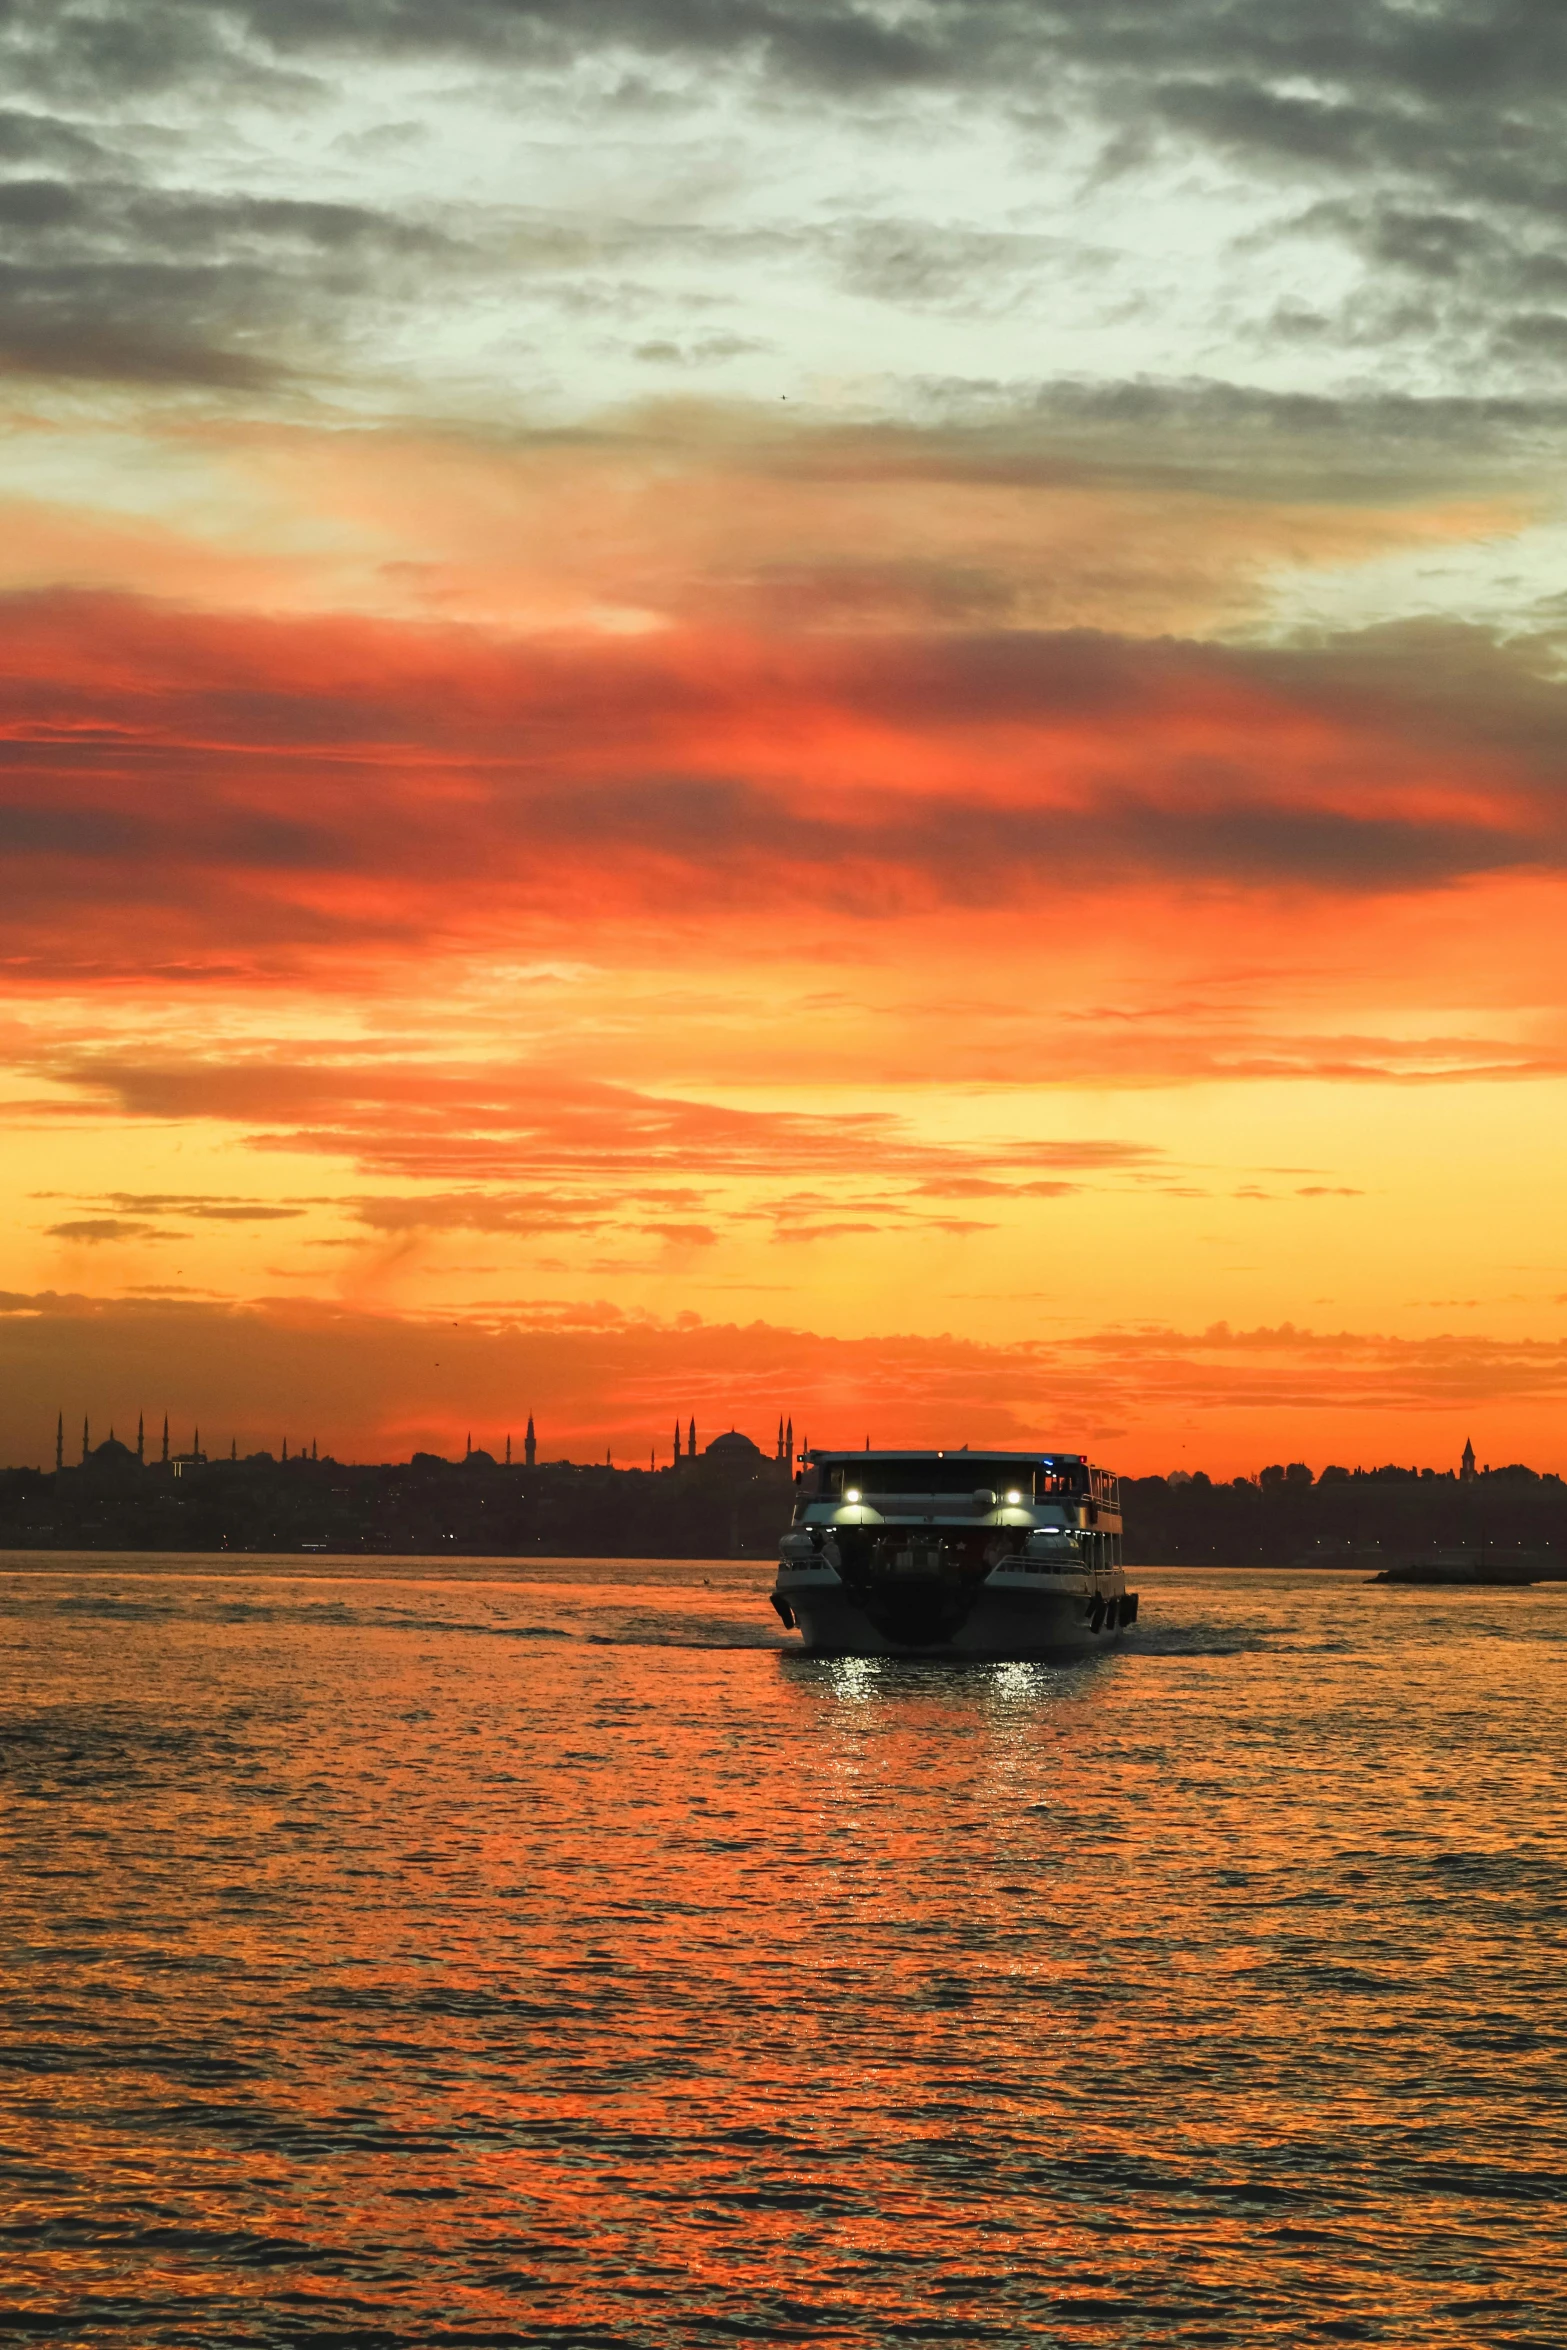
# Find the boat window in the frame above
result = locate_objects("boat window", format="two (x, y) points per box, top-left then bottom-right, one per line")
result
(810, 1458), (1098, 1499)
(816, 1460), (1045, 1498)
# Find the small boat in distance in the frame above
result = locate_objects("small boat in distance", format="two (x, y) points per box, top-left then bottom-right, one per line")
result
(770, 1448), (1136, 1657)
(1370, 1549), (1544, 1586)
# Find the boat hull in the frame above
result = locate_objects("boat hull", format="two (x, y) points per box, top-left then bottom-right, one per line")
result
(774, 1570), (1137, 1659)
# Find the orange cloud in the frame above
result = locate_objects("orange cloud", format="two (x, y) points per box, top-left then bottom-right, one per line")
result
(32, 1052), (1158, 1191)
(6, 408), (1518, 643)
(2, 587), (1564, 998)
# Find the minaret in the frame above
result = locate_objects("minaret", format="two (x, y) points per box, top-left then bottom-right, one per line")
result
(281, 1436), (288, 1463)
(230, 1437), (237, 1461)
(785, 1415), (793, 1463)
(505, 1433), (511, 1466)
(672, 1419), (681, 1468)
(606, 1445), (612, 1466)
(193, 1426), (200, 1461)
(55, 1411), (63, 1472)
(161, 1413), (169, 1466)
(311, 1438), (317, 1462)
(136, 1412), (144, 1465)
(525, 1414), (536, 1469)
(777, 1414), (785, 1463)
(688, 1415), (697, 1459)
(81, 1415), (89, 1465)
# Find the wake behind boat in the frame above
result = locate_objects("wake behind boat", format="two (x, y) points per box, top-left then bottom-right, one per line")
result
(770, 1447), (1136, 1658)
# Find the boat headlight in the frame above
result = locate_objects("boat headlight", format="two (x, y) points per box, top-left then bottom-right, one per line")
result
(845, 1487), (861, 1503)
(1005, 1489), (1021, 1504)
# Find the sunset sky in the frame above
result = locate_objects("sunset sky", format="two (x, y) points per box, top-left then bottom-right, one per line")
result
(6, 1), (1567, 1473)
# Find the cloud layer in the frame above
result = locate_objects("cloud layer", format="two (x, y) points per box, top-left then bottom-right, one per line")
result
(6, 584), (1567, 991)
(5, 5), (1567, 1463)
(4, 6), (1567, 404)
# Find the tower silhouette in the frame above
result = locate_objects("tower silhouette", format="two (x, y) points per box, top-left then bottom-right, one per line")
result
(81, 1415), (89, 1466)
(525, 1415), (536, 1469)
(161, 1414), (169, 1466)
(688, 1416), (697, 1459)
(136, 1412), (144, 1465)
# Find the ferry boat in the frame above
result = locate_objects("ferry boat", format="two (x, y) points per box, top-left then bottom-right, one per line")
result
(770, 1448), (1136, 1657)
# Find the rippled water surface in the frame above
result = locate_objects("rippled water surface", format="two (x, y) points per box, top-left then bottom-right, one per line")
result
(2, 1558), (1563, 2346)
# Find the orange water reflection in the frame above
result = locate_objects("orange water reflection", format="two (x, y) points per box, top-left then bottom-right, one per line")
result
(1, 1562), (1563, 2344)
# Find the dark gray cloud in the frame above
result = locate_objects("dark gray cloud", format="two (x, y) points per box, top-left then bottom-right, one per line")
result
(0, 119), (785, 390)
(4, 3), (1556, 109)
(797, 375), (1567, 505)
(8, 4), (1567, 150)
(0, 165), (458, 385)
(3, 3), (961, 100)
(6, 5), (1567, 392)
(0, 105), (109, 169)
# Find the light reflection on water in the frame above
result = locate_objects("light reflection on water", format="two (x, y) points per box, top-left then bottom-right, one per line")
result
(1, 1559), (1563, 2346)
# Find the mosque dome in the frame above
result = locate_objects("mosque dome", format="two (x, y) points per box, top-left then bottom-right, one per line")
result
(83, 1435), (140, 1478)
(705, 1429), (763, 1459)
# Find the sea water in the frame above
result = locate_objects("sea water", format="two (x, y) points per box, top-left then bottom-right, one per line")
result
(1, 1561), (1562, 2346)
